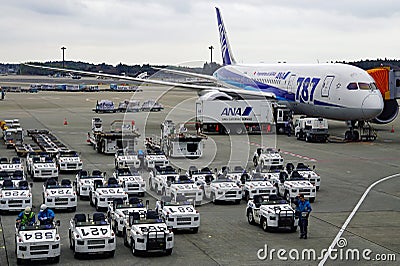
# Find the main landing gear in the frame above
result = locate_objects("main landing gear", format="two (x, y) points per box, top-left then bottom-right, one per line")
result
(344, 121), (377, 142)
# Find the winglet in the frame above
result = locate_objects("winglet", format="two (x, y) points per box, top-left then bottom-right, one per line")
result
(215, 7), (236, 66)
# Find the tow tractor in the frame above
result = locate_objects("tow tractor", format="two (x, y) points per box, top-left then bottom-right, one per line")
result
(155, 195), (200, 233)
(26, 153), (58, 181)
(161, 175), (203, 206)
(114, 149), (140, 169)
(276, 172), (316, 202)
(149, 165), (179, 195)
(201, 175), (242, 204)
(89, 177), (128, 211)
(56, 150), (83, 172)
(74, 169), (105, 199)
(113, 168), (146, 197)
(69, 213), (116, 258)
(186, 166), (216, 183)
(241, 172), (277, 202)
(15, 221), (61, 264)
(1, 119), (24, 148)
(87, 117), (140, 154)
(0, 157), (25, 185)
(107, 197), (148, 236)
(0, 179), (32, 212)
(246, 195), (298, 232)
(42, 178), (77, 212)
(252, 147), (284, 168)
(286, 163), (321, 190)
(123, 211), (174, 256)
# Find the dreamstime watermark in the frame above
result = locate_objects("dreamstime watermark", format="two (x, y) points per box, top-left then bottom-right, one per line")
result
(257, 237), (397, 262)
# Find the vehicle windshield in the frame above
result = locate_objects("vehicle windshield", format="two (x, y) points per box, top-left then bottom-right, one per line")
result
(60, 151), (78, 157)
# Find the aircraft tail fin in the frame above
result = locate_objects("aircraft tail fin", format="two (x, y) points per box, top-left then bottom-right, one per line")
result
(216, 7), (236, 66)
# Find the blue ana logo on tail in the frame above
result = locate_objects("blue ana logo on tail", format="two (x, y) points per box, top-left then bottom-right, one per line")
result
(216, 7), (235, 65)
(221, 107), (252, 116)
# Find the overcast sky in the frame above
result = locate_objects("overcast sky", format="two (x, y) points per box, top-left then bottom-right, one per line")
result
(1, 0), (399, 66)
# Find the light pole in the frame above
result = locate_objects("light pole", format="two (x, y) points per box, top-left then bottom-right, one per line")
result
(208, 45), (214, 63)
(61, 46), (66, 69)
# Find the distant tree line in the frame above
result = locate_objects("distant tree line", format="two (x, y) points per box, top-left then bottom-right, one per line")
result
(1, 59), (400, 76)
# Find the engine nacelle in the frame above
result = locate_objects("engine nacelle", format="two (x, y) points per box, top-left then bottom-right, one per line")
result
(372, 99), (399, 124)
(197, 90), (232, 101)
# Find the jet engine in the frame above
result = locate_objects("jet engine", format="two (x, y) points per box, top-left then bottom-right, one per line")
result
(372, 99), (399, 124)
(197, 90), (233, 101)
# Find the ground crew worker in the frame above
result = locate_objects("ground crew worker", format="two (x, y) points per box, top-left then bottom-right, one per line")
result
(296, 194), (312, 239)
(38, 204), (55, 225)
(16, 206), (35, 227)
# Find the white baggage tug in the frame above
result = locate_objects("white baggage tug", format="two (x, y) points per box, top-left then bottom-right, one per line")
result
(123, 210), (174, 256)
(0, 180), (32, 212)
(89, 177), (128, 211)
(15, 221), (61, 264)
(75, 169), (105, 199)
(69, 213), (116, 258)
(56, 150), (83, 171)
(113, 168), (146, 197)
(155, 195), (200, 233)
(42, 178), (77, 211)
(246, 195), (298, 232)
(107, 197), (148, 236)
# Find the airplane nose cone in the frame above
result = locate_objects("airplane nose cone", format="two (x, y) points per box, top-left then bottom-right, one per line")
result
(362, 93), (384, 119)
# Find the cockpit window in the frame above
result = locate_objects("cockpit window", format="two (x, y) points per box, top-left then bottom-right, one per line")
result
(347, 83), (358, 90)
(369, 82), (378, 91)
(347, 82), (377, 91)
(358, 83), (370, 90)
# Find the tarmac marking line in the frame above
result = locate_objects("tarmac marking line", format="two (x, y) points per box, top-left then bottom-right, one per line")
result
(318, 173), (400, 266)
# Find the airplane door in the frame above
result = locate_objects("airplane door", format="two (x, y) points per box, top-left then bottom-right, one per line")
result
(287, 74), (297, 94)
(321, 76), (335, 97)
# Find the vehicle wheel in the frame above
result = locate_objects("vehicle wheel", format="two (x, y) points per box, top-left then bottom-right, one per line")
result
(53, 255), (60, 263)
(309, 197), (315, 203)
(284, 191), (290, 202)
(149, 178), (154, 191)
(162, 188), (165, 196)
(290, 225), (297, 232)
(305, 135), (309, 142)
(131, 240), (137, 255)
(69, 230), (73, 249)
(109, 250), (115, 258)
(253, 157), (258, 167)
(192, 227), (199, 234)
(17, 258), (23, 265)
(74, 251), (81, 259)
(211, 192), (216, 204)
(353, 131), (360, 141)
(296, 133), (300, 140)
(89, 194), (94, 206)
(114, 222), (122, 237)
(165, 248), (173, 256)
(123, 229), (129, 247)
(234, 199), (241, 204)
(76, 185), (80, 196)
(245, 192), (250, 202)
(247, 210), (256, 225)
(316, 186), (320, 191)
(139, 192), (145, 197)
(70, 206), (76, 212)
(261, 218), (269, 232)
(95, 199), (100, 211)
(155, 184), (159, 194)
(195, 200), (202, 206)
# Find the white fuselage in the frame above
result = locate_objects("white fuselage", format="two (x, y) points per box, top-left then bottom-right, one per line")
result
(214, 63), (384, 121)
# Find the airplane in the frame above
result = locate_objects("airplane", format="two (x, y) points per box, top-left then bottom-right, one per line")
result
(24, 7), (387, 141)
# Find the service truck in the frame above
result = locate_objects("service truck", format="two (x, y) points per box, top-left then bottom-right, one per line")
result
(196, 98), (275, 134)
(294, 117), (329, 143)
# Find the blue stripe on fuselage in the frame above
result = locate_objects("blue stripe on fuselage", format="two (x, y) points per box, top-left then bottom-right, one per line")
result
(214, 68), (342, 108)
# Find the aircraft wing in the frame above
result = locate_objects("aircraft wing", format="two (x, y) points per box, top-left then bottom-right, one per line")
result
(23, 63), (275, 99)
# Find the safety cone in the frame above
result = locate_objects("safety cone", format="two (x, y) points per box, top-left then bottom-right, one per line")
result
(64, 118), (68, 126)
(391, 125), (394, 133)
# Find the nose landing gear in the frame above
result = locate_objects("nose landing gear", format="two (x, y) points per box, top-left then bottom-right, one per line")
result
(345, 121), (377, 141)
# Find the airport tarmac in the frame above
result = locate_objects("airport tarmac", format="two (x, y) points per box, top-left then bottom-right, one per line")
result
(0, 78), (399, 265)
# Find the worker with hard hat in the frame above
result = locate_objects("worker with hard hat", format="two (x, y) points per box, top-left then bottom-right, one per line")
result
(38, 204), (55, 225)
(16, 206), (36, 227)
